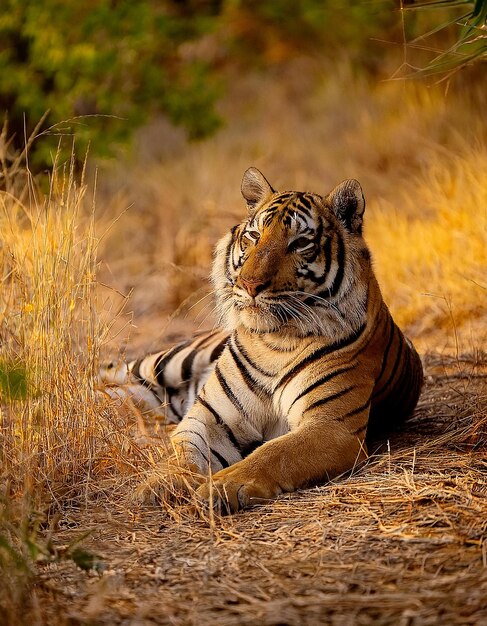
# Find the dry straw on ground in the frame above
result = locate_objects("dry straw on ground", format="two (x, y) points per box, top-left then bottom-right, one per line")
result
(24, 356), (487, 625)
(1, 65), (486, 624)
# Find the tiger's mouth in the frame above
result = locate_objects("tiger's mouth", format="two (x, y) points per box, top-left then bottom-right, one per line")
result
(231, 291), (309, 333)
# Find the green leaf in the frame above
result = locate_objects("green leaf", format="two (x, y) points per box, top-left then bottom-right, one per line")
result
(69, 547), (105, 572)
(0, 360), (29, 401)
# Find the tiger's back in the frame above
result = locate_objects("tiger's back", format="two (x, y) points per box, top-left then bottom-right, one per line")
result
(103, 314), (422, 440)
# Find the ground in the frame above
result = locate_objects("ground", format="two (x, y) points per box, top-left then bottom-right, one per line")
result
(32, 353), (487, 625)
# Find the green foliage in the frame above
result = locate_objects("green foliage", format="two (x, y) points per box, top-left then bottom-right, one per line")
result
(222, 0), (398, 68)
(0, 0), (223, 168)
(0, 360), (29, 402)
(406, 0), (487, 75)
(4, 0), (470, 167)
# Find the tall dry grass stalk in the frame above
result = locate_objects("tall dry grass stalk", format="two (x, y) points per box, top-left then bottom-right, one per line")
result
(0, 148), (110, 508)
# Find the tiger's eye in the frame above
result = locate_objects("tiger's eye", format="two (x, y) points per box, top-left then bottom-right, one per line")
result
(243, 230), (260, 244)
(289, 236), (314, 252)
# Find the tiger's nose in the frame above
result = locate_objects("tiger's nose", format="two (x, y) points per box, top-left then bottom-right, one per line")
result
(238, 277), (270, 298)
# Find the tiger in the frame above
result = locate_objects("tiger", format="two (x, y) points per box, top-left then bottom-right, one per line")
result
(125, 167), (423, 512)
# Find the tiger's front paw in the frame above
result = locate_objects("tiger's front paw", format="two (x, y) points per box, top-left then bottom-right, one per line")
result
(196, 462), (282, 513)
(134, 458), (205, 506)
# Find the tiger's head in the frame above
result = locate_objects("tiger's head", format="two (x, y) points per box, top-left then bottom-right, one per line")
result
(212, 167), (373, 338)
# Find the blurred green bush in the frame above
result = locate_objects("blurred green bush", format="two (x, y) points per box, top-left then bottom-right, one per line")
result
(0, 0), (223, 168)
(3, 0), (483, 170)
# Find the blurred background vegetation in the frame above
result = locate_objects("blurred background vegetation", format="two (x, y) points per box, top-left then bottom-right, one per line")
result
(1, 0), (486, 169)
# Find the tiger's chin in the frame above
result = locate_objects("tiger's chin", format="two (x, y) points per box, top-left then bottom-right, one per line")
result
(236, 304), (319, 337)
(237, 306), (282, 334)
(218, 297), (321, 336)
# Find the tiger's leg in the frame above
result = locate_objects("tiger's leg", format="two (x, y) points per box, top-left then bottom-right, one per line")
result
(196, 381), (373, 512)
(135, 409), (247, 504)
(134, 410), (238, 504)
(136, 350), (268, 504)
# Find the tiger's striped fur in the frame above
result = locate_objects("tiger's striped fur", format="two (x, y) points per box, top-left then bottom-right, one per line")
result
(135, 167), (423, 512)
(99, 330), (229, 423)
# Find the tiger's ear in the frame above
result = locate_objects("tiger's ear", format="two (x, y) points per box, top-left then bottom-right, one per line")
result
(327, 179), (365, 235)
(241, 167), (275, 213)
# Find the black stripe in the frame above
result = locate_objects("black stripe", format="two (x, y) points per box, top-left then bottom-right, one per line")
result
(131, 359), (165, 403)
(225, 228), (236, 279)
(338, 398), (371, 422)
(175, 430), (229, 468)
(197, 396), (241, 452)
(276, 322), (366, 391)
(259, 335), (298, 353)
(322, 235), (333, 282)
(306, 219), (323, 264)
(260, 336), (288, 352)
(209, 336), (229, 362)
(197, 395), (222, 422)
(373, 330), (405, 401)
(305, 385), (356, 414)
(233, 334), (274, 376)
(289, 365), (355, 410)
(352, 423), (368, 437)
(180, 350), (197, 384)
(165, 386), (184, 420)
(215, 364), (248, 417)
(272, 191), (293, 202)
(299, 194), (313, 213)
(209, 447), (230, 469)
(279, 196), (296, 216)
(345, 302), (383, 363)
(131, 358), (142, 380)
(374, 316), (396, 386)
(327, 232), (345, 298)
(228, 342), (264, 392)
(175, 430), (210, 465)
(384, 345), (416, 415)
(304, 235), (334, 297)
(263, 210), (278, 227)
(154, 342), (190, 387)
(391, 345), (411, 400)
(176, 429), (207, 447)
(180, 331), (219, 382)
(131, 358), (155, 387)
(181, 350), (197, 382)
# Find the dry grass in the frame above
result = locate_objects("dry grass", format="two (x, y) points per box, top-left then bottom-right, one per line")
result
(368, 152), (487, 350)
(0, 148), (151, 623)
(19, 357), (487, 625)
(1, 60), (486, 624)
(0, 151), (108, 502)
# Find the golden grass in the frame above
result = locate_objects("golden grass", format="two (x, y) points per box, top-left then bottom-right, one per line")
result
(368, 151), (487, 348)
(0, 151), (159, 550)
(0, 154), (109, 500)
(0, 61), (486, 623)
